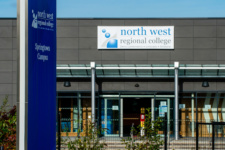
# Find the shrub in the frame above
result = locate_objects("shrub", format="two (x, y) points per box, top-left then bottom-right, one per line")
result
(121, 108), (163, 150)
(66, 121), (107, 150)
(0, 96), (17, 149)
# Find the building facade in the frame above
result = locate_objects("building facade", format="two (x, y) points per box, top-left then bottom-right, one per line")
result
(1, 18), (225, 138)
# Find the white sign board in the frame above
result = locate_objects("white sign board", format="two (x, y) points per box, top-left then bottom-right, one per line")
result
(179, 104), (186, 109)
(205, 105), (211, 109)
(112, 105), (119, 110)
(160, 101), (167, 106)
(98, 26), (174, 49)
(159, 105), (168, 117)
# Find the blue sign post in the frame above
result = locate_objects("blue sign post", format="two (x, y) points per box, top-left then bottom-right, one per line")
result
(28, 1), (56, 149)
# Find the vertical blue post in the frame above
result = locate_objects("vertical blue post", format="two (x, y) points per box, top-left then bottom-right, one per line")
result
(28, 0), (57, 149)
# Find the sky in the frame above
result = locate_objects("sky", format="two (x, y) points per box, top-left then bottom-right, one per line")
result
(0, 0), (225, 18)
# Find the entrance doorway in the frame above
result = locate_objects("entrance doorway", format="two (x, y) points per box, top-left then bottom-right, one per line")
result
(123, 98), (151, 136)
(100, 94), (174, 137)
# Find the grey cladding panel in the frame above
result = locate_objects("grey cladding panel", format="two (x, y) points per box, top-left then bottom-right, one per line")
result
(194, 20), (216, 26)
(124, 60), (148, 64)
(194, 26), (216, 37)
(0, 38), (13, 49)
(57, 50), (78, 61)
(102, 82), (125, 91)
(174, 38), (193, 48)
(57, 38), (78, 49)
(78, 82), (97, 91)
(57, 27), (78, 37)
(13, 38), (17, 49)
(12, 20), (16, 26)
(217, 50), (225, 60)
(101, 60), (125, 64)
(13, 61), (17, 72)
(148, 20), (171, 25)
(57, 82), (78, 91)
(217, 38), (225, 48)
(0, 61), (13, 71)
(57, 60), (78, 64)
(194, 38), (216, 48)
(194, 50), (216, 61)
(194, 82), (217, 91)
(217, 20), (225, 25)
(79, 50), (101, 61)
(13, 27), (16, 37)
(124, 20), (148, 26)
(148, 82), (172, 91)
(79, 20), (102, 26)
(0, 51), (13, 60)
(0, 27), (12, 37)
(217, 26), (225, 37)
(171, 50), (193, 61)
(124, 82), (148, 91)
(13, 50), (17, 60)
(79, 27), (97, 38)
(216, 82), (225, 90)
(171, 20), (193, 25)
(0, 72), (13, 83)
(0, 20), (12, 26)
(0, 84), (12, 94)
(125, 51), (148, 61)
(174, 26), (193, 37)
(182, 82), (194, 91)
(0, 50), (13, 61)
(79, 38), (97, 49)
(101, 20), (124, 25)
(57, 20), (78, 26)
(102, 51), (125, 60)
(148, 51), (170, 60)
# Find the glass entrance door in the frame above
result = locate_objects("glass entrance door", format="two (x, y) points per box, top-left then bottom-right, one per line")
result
(154, 98), (174, 137)
(101, 98), (119, 136)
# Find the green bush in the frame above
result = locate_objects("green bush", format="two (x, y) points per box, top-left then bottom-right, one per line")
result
(0, 96), (17, 149)
(121, 108), (163, 150)
(66, 121), (107, 150)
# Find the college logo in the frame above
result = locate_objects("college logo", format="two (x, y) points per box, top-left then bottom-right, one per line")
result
(32, 10), (38, 29)
(31, 9), (55, 31)
(101, 29), (118, 48)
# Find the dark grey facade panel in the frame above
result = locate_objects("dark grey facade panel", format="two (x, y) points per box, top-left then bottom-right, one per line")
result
(0, 19), (13, 26)
(0, 27), (13, 37)
(101, 20), (125, 25)
(174, 26), (193, 37)
(125, 51), (148, 61)
(194, 26), (217, 37)
(0, 38), (13, 49)
(57, 38), (79, 49)
(217, 26), (225, 37)
(217, 38), (225, 48)
(148, 19), (172, 25)
(57, 27), (79, 37)
(57, 49), (79, 61)
(194, 19), (217, 26)
(170, 50), (193, 61)
(57, 19), (79, 27)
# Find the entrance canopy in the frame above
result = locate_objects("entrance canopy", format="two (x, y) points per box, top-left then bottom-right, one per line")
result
(57, 64), (225, 78)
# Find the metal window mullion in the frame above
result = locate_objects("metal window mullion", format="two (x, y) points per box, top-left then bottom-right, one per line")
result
(174, 62), (179, 140)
